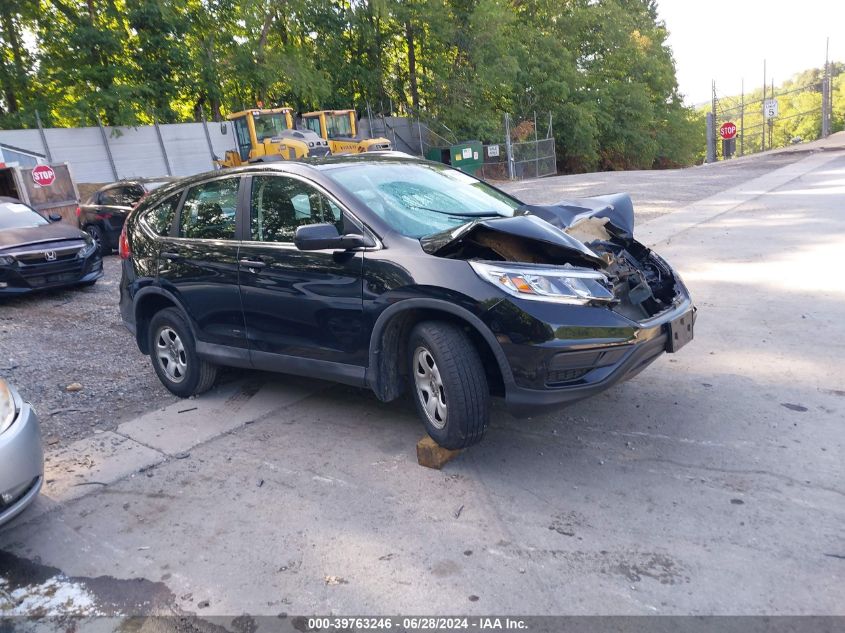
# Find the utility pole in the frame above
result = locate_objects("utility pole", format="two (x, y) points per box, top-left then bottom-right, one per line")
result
(709, 79), (717, 162)
(762, 60), (766, 153)
(504, 113), (515, 179)
(822, 37), (831, 138)
(740, 79), (745, 157)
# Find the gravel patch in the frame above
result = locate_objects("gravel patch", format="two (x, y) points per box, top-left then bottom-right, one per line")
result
(0, 257), (178, 447)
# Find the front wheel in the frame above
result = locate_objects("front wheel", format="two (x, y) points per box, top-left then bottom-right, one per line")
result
(408, 321), (490, 449)
(148, 307), (217, 397)
(85, 225), (109, 256)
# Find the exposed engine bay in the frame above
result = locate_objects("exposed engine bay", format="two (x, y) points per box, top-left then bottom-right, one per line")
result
(419, 193), (680, 321)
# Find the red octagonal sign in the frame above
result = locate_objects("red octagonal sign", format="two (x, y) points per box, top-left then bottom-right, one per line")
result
(720, 121), (737, 140)
(32, 164), (56, 187)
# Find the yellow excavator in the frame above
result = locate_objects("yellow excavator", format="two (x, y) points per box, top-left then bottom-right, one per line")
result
(218, 107), (331, 168)
(301, 109), (392, 154)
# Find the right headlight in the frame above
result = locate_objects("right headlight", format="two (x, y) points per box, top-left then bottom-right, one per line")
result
(470, 260), (615, 305)
(0, 379), (16, 434)
(76, 241), (97, 259)
(0, 255), (15, 266)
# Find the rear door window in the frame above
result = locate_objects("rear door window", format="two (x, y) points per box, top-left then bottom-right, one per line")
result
(179, 178), (240, 240)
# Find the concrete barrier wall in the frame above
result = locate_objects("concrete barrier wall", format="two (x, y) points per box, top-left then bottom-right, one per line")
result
(0, 122), (236, 184)
(0, 116), (431, 186)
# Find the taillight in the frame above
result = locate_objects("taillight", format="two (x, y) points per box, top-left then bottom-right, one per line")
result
(118, 224), (131, 259)
(75, 206), (81, 217)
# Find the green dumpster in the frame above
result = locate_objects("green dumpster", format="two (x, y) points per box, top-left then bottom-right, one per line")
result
(424, 140), (484, 176)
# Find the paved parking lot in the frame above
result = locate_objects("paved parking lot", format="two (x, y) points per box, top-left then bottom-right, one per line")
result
(1, 144), (843, 619)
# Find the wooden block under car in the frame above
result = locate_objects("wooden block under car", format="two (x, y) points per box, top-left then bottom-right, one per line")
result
(416, 435), (462, 469)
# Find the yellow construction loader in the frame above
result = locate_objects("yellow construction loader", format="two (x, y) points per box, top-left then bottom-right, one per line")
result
(301, 109), (392, 154)
(218, 107), (331, 168)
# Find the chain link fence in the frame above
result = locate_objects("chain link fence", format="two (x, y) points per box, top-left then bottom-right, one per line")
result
(479, 112), (557, 181)
(511, 137), (556, 179)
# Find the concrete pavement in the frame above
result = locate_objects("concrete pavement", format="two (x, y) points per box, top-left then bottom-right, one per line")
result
(1, 148), (843, 618)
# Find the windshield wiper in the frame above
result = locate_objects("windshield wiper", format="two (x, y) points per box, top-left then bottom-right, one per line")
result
(411, 205), (504, 218)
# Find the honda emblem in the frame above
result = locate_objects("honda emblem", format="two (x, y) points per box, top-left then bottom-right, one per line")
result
(44, 250), (57, 261)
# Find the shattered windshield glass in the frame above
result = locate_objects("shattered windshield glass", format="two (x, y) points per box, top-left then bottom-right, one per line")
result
(324, 162), (521, 238)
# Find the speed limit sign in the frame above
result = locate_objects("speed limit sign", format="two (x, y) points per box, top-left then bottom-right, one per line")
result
(764, 99), (779, 119)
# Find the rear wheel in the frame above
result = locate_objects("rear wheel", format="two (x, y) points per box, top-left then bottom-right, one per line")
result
(148, 307), (217, 397)
(408, 321), (490, 449)
(85, 225), (109, 256)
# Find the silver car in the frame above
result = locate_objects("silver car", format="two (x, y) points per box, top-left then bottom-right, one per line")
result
(0, 378), (43, 526)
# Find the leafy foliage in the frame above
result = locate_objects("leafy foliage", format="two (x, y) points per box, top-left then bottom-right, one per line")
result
(1, 0), (710, 170)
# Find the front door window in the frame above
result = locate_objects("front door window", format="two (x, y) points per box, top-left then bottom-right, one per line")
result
(249, 175), (344, 243)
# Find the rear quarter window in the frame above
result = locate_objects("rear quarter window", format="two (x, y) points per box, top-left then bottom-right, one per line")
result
(141, 195), (179, 236)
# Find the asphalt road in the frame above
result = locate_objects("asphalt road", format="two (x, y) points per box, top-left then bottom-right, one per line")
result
(1, 145), (843, 622)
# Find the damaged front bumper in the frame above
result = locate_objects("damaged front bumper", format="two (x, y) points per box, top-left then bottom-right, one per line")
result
(419, 190), (697, 417)
(484, 285), (695, 418)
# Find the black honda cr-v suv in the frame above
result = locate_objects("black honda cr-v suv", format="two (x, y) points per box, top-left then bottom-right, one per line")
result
(119, 154), (694, 448)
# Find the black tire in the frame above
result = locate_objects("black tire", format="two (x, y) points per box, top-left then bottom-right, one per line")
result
(85, 224), (110, 256)
(148, 307), (217, 397)
(407, 321), (490, 449)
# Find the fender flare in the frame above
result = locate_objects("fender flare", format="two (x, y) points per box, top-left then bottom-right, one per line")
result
(133, 286), (198, 352)
(365, 298), (515, 396)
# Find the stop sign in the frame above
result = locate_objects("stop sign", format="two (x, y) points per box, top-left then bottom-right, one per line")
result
(31, 164), (56, 187)
(720, 121), (737, 140)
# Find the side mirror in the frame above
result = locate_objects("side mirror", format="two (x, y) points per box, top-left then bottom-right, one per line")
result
(294, 223), (372, 251)
(49, 213), (62, 222)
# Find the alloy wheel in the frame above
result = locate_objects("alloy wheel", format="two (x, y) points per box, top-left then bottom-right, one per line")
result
(413, 346), (447, 429)
(155, 326), (188, 384)
(86, 227), (101, 252)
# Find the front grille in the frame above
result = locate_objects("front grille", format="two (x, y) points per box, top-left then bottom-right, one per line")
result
(15, 249), (80, 264)
(18, 258), (86, 286)
(546, 368), (590, 386)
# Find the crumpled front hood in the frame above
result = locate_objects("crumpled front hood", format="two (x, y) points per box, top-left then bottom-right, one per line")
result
(0, 222), (87, 251)
(519, 192), (635, 239)
(420, 214), (606, 268)
(419, 193), (636, 268)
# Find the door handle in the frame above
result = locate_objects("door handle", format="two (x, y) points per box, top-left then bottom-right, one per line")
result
(160, 251), (181, 260)
(239, 259), (267, 269)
